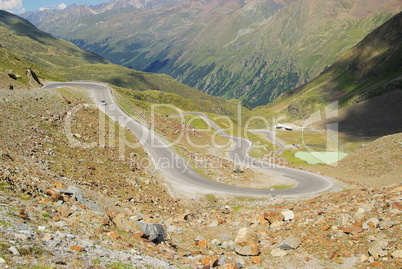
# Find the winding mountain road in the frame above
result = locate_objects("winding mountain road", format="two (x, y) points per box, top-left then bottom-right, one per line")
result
(43, 82), (336, 197)
(248, 129), (287, 155)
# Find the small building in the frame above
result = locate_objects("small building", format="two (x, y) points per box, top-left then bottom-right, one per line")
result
(276, 123), (293, 131)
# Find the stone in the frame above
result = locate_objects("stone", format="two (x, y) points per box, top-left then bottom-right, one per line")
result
(278, 237), (301, 250)
(198, 239), (209, 249)
(338, 214), (350, 227)
(208, 219), (219, 227)
(53, 182), (66, 189)
(42, 236), (52, 241)
(60, 186), (103, 213)
(235, 228), (258, 244)
(38, 226), (46, 231)
(360, 254), (368, 262)
(217, 256), (226, 266)
(368, 240), (388, 256)
(353, 211), (365, 221)
(19, 209), (28, 219)
(70, 245), (85, 252)
(60, 205), (73, 218)
(264, 211), (284, 224)
(234, 228), (259, 256)
(0, 257), (5, 264)
(281, 210), (294, 221)
(112, 214), (141, 234)
(235, 241), (260, 256)
(222, 241), (235, 251)
(362, 218), (380, 230)
(322, 225), (331, 231)
(211, 239), (221, 245)
(44, 188), (63, 201)
(251, 256), (261, 264)
(340, 222), (362, 234)
(379, 220), (394, 229)
(107, 231), (122, 240)
(391, 202), (402, 211)
(255, 214), (269, 225)
(271, 248), (288, 257)
(9, 246), (20, 256)
(201, 255), (219, 267)
(378, 251), (388, 257)
(391, 250), (402, 258)
(270, 221), (283, 229)
(359, 203), (374, 213)
(137, 221), (167, 244)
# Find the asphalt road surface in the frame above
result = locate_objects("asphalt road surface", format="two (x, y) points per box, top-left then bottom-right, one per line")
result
(43, 82), (336, 197)
(248, 129), (287, 155)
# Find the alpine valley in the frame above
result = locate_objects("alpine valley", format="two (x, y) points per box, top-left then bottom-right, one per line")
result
(0, 1), (401, 268)
(23, 0), (402, 106)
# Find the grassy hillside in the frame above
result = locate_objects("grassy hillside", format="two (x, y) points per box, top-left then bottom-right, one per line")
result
(23, 0), (402, 106)
(0, 10), (109, 70)
(0, 10), (236, 114)
(246, 11), (402, 134)
(0, 47), (65, 89)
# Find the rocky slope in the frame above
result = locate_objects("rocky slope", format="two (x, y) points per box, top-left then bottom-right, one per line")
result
(23, 0), (402, 106)
(309, 133), (402, 188)
(0, 78), (401, 269)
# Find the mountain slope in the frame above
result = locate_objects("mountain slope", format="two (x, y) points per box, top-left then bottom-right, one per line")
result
(0, 10), (237, 114)
(0, 47), (65, 89)
(251, 11), (402, 135)
(0, 10), (109, 70)
(22, 0), (402, 106)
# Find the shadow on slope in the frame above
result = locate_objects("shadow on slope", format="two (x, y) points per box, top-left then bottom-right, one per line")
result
(334, 89), (402, 137)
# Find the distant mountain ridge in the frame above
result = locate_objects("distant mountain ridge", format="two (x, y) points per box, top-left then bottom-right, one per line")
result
(22, 0), (402, 106)
(23, 0), (185, 25)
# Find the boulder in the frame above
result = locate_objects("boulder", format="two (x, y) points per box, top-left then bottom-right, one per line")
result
(368, 240), (388, 257)
(70, 245), (85, 252)
(137, 221), (167, 244)
(264, 211), (283, 224)
(197, 238), (209, 249)
(222, 241), (235, 251)
(234, 228), (260, 256)
(359, 203), (374, 213)
(362, 218), (380, 230)
(9, 246), (20, 256)
(338, 214), (350, 227)
(281, 210), (294, 221)
(278, 236), (301, 250)
(379, 220), (394, 229)
(208, 219), (219, 227)
(58, 186), (103, 213)
(112, 213), (140, 234)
